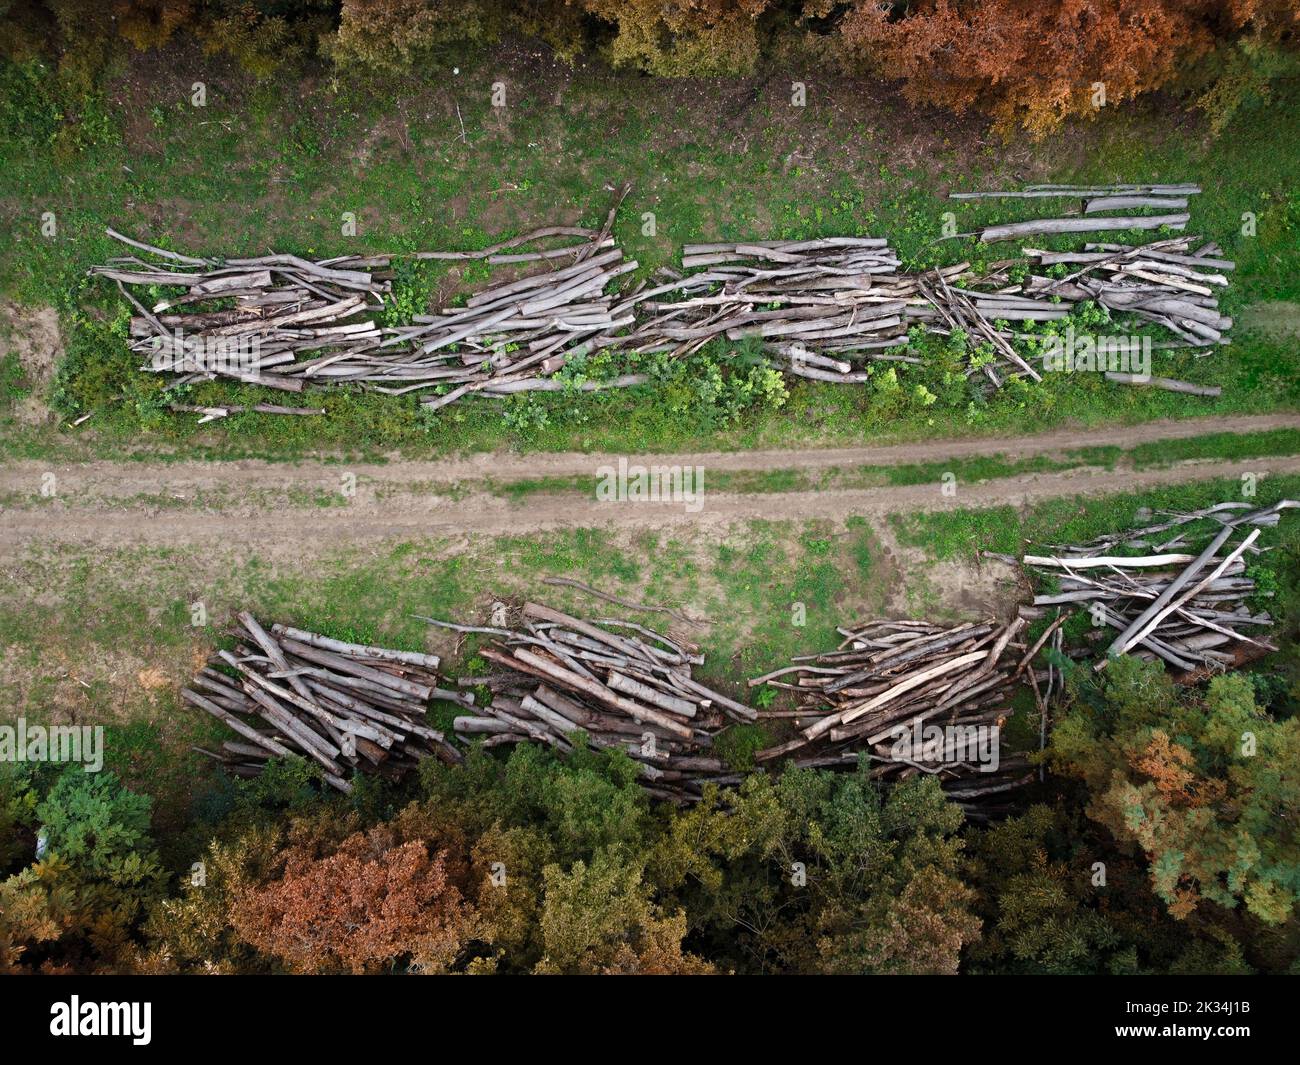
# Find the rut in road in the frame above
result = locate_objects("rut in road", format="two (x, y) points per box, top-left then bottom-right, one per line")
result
(4, 454), (1300, 562)
(2, 412), (1299, 509)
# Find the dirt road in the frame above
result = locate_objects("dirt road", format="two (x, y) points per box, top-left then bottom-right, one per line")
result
(4, 413), (1297, 504)
(3, 413), (1299, 560)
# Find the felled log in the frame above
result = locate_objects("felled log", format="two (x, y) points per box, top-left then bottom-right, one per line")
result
(93, 231), (391, 391)
(950, 184), (1201, 200)
(184, 612), (464, 792)
(404, 224), (612, 264)
(168, 403), (325, 423)
(424, 601), (757, 801)
(952, 182), (1198, 242)
(1103, 372), (1221, 396)
(979, 214), (1190, 242)
(748, 618), (1030, 813)
(1084, 195), (1189, 213)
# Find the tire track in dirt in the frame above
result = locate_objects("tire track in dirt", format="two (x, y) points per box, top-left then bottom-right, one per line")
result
(2, 413), (1298, 505)
(5, 455), (1300, 562)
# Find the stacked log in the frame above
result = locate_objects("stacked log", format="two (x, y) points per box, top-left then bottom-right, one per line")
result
(953, 184), (1200, 241)
(185, 612), (465, 792)
(623, 241), (1056, 389)
(387, 244), (644, 411)
(94, 176), (1234, 415)
(748, 619), (1034, 814)
(91, 229), (392, 394)
(1019, 499), (1297, 676)
(425, 602), (758, 802)
(91, 224), (650, 409)
(623, 239), (907, 379)
(1022, 235), (1235, 348)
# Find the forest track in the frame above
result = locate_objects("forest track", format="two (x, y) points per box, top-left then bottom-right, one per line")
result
(3, 412), (1300, 561)
(3, 413), (1297, 504)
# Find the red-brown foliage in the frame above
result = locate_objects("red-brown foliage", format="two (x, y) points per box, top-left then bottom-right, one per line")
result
(229, 826), (481, 974)
(837, 0), (1300, 135)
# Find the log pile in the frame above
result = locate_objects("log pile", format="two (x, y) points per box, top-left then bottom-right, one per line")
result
(748, 619), (1035, 814)
(91, 223), (652, 410)
(424, 602), (758, 802)
(94, 176), (1233, 415)
(625, 239), (906, 382)
(184, 612), (466, 792)
(1022, 234), (1234, 349)
(91, 229), (391, 394)
(953, 183), (1200, 242)
(944, 183), (1233, 372)
(624, 241), (1052, 389)
(390, 241), (644, 411)
(1019, 500), (1298, 676)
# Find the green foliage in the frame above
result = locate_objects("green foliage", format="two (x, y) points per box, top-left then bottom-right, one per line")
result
(0, 763), (46, 872)
(37, 769), (155, 878)
(1051, 657), (1300, 926)
(329, 0), (500, 73)
(713, 723), (772, 771)
(1, 767), (165, 971)
(137, 823), (284, 974)
(966, 805), (1139, 974)
(0, 58), (62, 145)
(1192, 34), (1300, 135)
(534, 849), (711, 974)
(649, 766), (979, 973)
(0, 351), (31, 410)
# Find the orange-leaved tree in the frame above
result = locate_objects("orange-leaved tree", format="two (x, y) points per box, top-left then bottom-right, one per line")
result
(230, 825), (484, 974)
(834, 0), (1300, 136)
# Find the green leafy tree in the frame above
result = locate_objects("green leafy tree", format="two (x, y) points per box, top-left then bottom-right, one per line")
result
(1051, 657), (1300, 925)
(651, 764), (980, 973)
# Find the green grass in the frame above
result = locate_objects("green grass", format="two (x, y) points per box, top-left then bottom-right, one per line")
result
(0, 520), (873, 718)
(8, 474), (1300, 820)
(430, 428), (1300, 502)
(1130, 428), (1300, 468)
(890, 473), (1300, 560)
(0, 49), (1297, 462)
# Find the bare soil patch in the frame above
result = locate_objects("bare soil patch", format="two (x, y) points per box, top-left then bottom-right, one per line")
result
(0, 300), (62, 426)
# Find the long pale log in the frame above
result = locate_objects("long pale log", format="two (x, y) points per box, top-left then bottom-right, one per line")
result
(979, 214), (1189, 241)
(1103, 525), (1241, 662)
(487, 647), (694, 740)
(1103, 372), (1221, 396)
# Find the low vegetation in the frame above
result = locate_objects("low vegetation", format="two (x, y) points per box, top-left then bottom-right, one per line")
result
(3, 477), (1299, 973)
(1, 28), (1299, 461)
